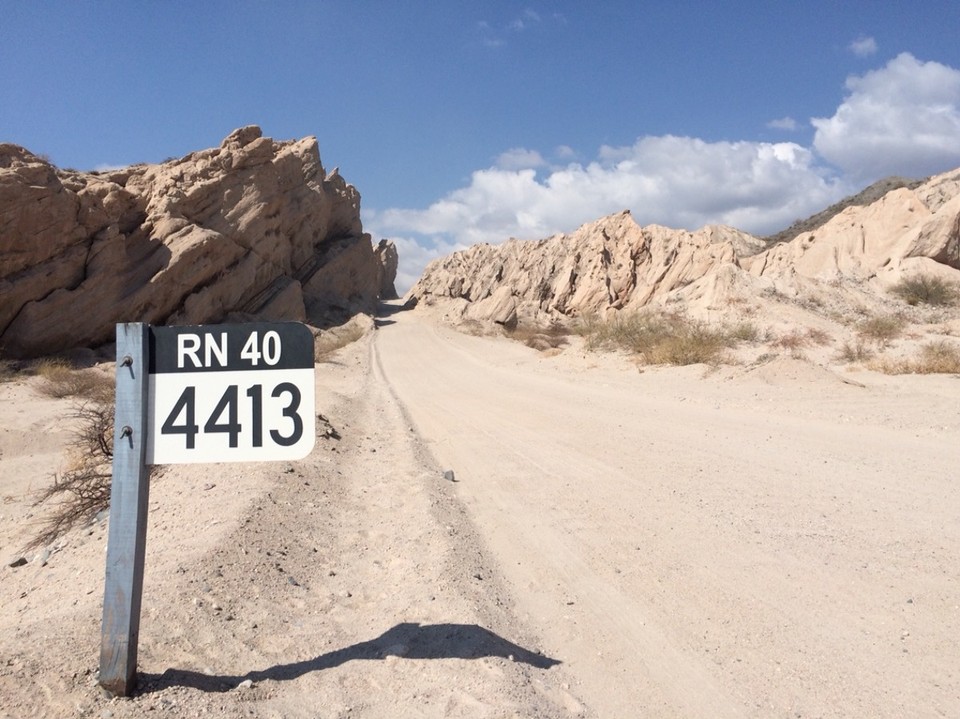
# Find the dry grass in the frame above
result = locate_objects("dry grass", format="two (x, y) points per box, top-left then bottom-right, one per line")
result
(33, 358), (113, 399)
(857, 314), (905, 346)
(506, 322), (571, 351)
(835, 340), (875, 364)
(891, 274), (958, 307)
(870, 340), (960, 375)
(577, 310), (745, 366)
(769, 327), (832, 352)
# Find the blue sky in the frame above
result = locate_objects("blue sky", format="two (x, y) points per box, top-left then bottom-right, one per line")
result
(4, 2), (960, 291)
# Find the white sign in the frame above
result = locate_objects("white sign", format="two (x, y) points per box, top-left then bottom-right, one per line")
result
(145, 322), (316, 464)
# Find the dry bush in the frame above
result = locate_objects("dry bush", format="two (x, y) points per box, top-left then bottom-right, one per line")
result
(28, 398), (115, 550)
(857, 314), (905, 346)
(33, 359), (113, 399)
(871, 340), (960, 375)
(805, 327), (832, 346)
(891, 274), (958, 307)
(770, 330), (808, 351)
(835, 340), (875, 364)
(579, 311), (739, 366)
(724, 321), (764, 342)
(769, 327), (831, 351)
(507, 322), (571, 351)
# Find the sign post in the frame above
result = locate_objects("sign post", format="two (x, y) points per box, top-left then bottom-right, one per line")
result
(99, 323), (151, 696)
(99, 321), (315, 695)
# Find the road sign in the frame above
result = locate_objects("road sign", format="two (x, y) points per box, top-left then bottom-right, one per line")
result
(101, 321), (317, 697)
(145, 322), (316, 464)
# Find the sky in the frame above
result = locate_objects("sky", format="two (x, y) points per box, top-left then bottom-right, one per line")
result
(4, 2), (960, 292)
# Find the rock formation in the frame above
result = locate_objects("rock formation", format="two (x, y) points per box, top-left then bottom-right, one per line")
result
(1, 126), (389, 358)
(374, 239), (399, 300)
(411, 169), (960, 325)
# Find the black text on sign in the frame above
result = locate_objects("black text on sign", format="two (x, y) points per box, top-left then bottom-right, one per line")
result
(145, 322), (316, 464)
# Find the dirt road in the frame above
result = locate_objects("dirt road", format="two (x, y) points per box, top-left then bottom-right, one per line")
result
(374, 305), (960, 718)
(2, 305), (959, 718)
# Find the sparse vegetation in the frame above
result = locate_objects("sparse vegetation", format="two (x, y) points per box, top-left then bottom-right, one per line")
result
(871, 340), (960, 375)
(727, 321), (764, 342)
(835, 340), (875, 364)
(769, 327), (831, 352)
(28, 394), (116, 550)
(33, 359), (113, 399)
(890, 274), (958, 307)
(856, 314), (905, 346)
(507, 322), (571, 351)
(577, 310), (746, 366)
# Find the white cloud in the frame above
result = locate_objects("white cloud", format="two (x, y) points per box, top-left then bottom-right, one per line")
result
(367, 136), (850, 287)
(369, 53), (960, 289)
(495, 147), (546, 170)
(767, 116), (799, 131)
(812, 53), (960, 181)
(849, 36), (878, 57)
(385, 235), (467, 296)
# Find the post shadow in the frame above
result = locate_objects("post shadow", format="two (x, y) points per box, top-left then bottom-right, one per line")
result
(138, 622), (560, 694)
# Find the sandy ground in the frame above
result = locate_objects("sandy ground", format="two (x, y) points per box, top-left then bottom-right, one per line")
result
(2, 303), (960, 717)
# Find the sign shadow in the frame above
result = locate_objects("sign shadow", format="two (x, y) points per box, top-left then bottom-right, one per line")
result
(139, 622), (560, 694)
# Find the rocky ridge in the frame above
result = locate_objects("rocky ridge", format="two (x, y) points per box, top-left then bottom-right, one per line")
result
(410, 169), (960, 327)
(0, 126), (397, 358)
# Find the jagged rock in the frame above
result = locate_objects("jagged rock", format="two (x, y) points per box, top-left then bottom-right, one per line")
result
(411, 210), (761, 321)
(411, 170), (960, 324)
(465, 286), (517, 327)
(374, 239), (399, 300)
(0, 126), (389, 358)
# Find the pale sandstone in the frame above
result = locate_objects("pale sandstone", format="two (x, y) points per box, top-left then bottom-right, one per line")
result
(0, 126), (387, 358)
(412, 170), (960, 327)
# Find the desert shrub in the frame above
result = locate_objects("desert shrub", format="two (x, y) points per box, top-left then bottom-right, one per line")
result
(805, 327), (832, 346)
(726, 321), (763, 342)
(857, 314), (905, 346)
(890, 275), (958, 306)
(28, 397), (115, 550)
(33, 359), (113, 399)
(579, 310), (738, 366)
(871, 340), (960, 374)
(770, 327), (831, 351)
(770, 330), (808, 351)
(507, 322), (571, 351)
(835, 340), (875, 363)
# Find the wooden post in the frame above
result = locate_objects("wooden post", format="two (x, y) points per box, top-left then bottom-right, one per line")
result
(99, 323), (151, 696)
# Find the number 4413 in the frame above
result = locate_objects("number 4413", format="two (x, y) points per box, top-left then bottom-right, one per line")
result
(160, 382), (304, 449)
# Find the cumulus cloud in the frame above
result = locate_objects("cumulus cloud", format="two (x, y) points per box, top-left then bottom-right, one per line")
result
(812, 53), (960, 181)
(387, 235), (467, 295)
(767, 116), (799, 131)
(366, 136), (850, 289)
(849, 36), (878, 57)
(369, 53), (960, 290)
